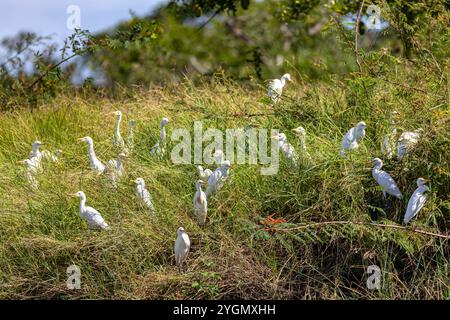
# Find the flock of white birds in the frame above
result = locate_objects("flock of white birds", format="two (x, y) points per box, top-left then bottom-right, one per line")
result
(17, 74), (430, 271)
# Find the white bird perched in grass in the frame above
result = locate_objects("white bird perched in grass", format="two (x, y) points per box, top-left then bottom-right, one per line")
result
(292, 126), (311, 159)
(340, 121), (366, 157)
(193, 180), (207, 226)
(197, 165), (213, 181)
(18, 159), (39, 189)
(134, 177), (155, 212)
(150, 117), (169, 157)
(272, 132), (298, 165)
(78, 136), (106, 174)
(381, 111), (399, 159)
(267, 73), (293, 103)
(125, 119), (136, 149)
(206, 160), (231, 197)
(29, 140), (44, 160)
(72, 191), (110, 230)
(403, 178), (430, 224)
(371, 158), (403, 199)
(174, 227), (190, 271)
(109, 110), (125, 148)
(397, 128), (423, 160)
(108, 152), (127, 184)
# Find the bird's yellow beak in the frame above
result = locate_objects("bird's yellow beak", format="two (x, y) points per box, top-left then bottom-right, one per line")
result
(17, 160), (26, 164)
(271, 135), (279, 140)
(70, 193), (78, 197)
(77, 138), (84, 143)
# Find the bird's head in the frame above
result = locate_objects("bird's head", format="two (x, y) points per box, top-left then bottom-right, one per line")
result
(272, 132), (287, 141)
(357, 121), (367, 129)
(55, 149), (63, 157)
(134, 177), (145, 186)
(71, 191), (85, 198)
(109, 110), (122, 118)
(292, 126), (306, 136)
(18, 159), (32, 166)
(177, 227), (186, 236)
(372, 157), (383, 167)
(78, 136), (93, 144)
(160, 118), (170, 127)
(416, 177), (429, 187)
(415, 128), (424, 134)
(221, 160), (232, 169)
(32, 140), (44, 148)
(118, 152), (127, 160)
(196, 179), (205, 187)
(282, 73), (293, 82)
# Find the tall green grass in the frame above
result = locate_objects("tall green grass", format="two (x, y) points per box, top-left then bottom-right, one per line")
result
(0, 64), (448, 299)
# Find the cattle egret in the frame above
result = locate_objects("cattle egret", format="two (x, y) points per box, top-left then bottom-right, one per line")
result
(197, 165), (213, 181)
(29, 140), (44, 160)
(72, 191), (110, 230)
(134, 177), (155, 212)
(372, 158), (403, 199)
(397, 128), (423, 160)
(292, 126), (311, 160)
(381, 111), (399, 159)
(206, 160), (231, 197)
(267, 73), (293, 103)
(150, 117), (169, 157)
(18, 159), (39, 189)
(109, 111), (125, 148)
(193, 180), (207, 226)
(174, 227), (190, 271)
(404, 178), (430, 224)
(272, 132), (298, 165)
(78, 136), (106, 173)
(340, 121), (366, 156)
(108, 152), (127, 184)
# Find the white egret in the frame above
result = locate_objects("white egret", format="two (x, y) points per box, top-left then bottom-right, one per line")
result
(397, 128), (423, 160)
(18, 159), (39, 189)
(197, 165), (213, 181)
(403, 178), (430, 224)
(267, 73), (293, 103)
(134, 177), (155, 212)
(174, 227), (190, 271)
(206, 160), (231, 197)
(193, 180), (207, 226)
(78, 136), (106, 174)
(340, 121), (366, 156)
(150, 117), (169, 157)
(29, 140), (44, 160)
(381, 111), (399, 159)
(108, 152), (127, 185)
(72, 191), (110, 230)
(109, 111), (125, 148)
(272, 132), (298, 165)
(371, 158), (403, 199)
(292, 126), (311, 160)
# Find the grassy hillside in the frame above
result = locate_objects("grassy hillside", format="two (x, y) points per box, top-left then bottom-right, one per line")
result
(0, 69), (448, 299)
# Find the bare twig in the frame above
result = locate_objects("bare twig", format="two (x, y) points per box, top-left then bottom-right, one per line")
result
(355, 0), (365, 73)
(274, 220), (450, 240)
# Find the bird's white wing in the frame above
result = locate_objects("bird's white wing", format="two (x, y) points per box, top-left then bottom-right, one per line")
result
(374, 170), (402, 197)
(404, 190), (427, 223)
(85, 206), (108, 229)
(341, 127), (355, 149)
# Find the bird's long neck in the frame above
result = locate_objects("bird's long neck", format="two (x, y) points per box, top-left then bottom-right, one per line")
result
(196, 183), (202, 193)
(79, 196), (86, 212)
(280, 77), (286, 87)
(299, 136), (306, 151)
(160, 125), (166, 143)
(87, 142), (98, 162)
(115, 116), (121, 136)
(373, 164), (382, 170)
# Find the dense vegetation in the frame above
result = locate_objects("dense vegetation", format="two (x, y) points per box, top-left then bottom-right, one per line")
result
(0, 0), (448, 299)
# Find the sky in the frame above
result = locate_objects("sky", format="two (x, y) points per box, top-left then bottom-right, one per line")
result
(0, 0), (167, 44)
